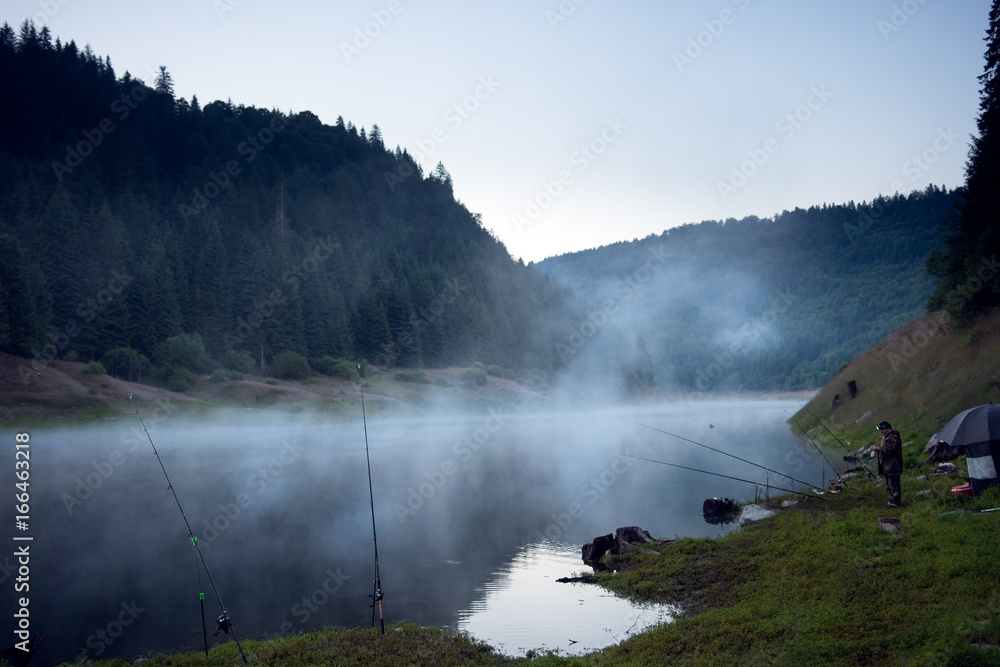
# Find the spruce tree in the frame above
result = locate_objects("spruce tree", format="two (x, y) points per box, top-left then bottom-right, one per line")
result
(927, 0), (1000, 316)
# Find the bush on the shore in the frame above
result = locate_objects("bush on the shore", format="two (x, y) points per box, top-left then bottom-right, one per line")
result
(269, 351), (310, 380)
(311, 355), (359, 381)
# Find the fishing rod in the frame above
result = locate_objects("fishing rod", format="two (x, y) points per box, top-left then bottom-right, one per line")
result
(359, 372), (385, 634)
(621, 418), (818, 491)
(798, 402), (877, 479)
(618, 452), (822, 500)
(786, 411), (845, 488)
(131, 396), (249, 664)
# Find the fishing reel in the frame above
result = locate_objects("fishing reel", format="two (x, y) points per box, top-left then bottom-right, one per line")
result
(213, 613), (232, 636)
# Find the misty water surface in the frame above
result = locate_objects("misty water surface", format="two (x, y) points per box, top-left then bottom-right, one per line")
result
(2, 398), (825, 663)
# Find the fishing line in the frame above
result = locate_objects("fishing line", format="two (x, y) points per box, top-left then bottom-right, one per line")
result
(359, 372), (385, 634)
(617, 452), (822, 500)
(786, 410), (845, 488)
(131, 396), (249, 664)
(798, 402), (877, 479)
(621, 418), (817, 490)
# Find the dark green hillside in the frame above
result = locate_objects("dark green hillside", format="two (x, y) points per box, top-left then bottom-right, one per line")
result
(537, 189), (959, 391)
(0, 21), (579, 383)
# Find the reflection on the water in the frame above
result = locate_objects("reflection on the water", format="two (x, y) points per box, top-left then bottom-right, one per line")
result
(457, 540), (675, 657)
(702, 497), (741, 524)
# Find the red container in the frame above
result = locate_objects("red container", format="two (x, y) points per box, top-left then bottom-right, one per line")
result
(951, 483), (974, 497)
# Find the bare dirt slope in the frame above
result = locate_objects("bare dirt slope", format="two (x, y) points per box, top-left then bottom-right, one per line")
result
(0, 354), (555, 425)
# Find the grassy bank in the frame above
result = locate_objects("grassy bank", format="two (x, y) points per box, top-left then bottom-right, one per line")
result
(790, 308), (1000, 455)
(584, 479), (1000, 666)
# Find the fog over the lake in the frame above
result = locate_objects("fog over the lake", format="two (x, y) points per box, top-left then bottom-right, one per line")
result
(3, 397), (824, 663)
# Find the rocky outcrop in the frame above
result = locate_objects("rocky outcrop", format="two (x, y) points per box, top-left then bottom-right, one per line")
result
(582, 526), (664, 569)
(737, 504), (776, 526)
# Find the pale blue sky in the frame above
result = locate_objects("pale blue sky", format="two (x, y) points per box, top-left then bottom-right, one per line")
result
(5, 0), (991, 262)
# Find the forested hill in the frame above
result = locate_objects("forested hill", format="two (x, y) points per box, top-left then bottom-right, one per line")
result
(536, 188), (959, 392)
(0, 22), (581, 386)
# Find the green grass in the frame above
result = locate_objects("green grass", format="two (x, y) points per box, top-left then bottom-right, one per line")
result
(570, 480), (1000, 667)
(791, 309), (1000, 453)
(54, 623), (519, 667)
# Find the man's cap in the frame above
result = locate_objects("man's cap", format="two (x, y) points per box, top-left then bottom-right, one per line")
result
(877, 421), (892, 430)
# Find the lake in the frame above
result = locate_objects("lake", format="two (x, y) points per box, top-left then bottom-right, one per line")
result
(2, 397), (826, 664)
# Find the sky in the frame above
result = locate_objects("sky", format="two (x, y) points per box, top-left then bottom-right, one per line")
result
(4, 0), (992, 262)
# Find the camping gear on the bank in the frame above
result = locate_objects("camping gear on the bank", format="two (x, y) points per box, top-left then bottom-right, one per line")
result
(936, 403), (1000, 498)
(951, 482), (975, 497)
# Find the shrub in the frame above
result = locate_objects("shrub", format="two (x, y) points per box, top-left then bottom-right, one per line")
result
(82, 361), (106, 375)
(311, 356), (359, 381)
(222, 349), (256, 374)
(486, 364), (504, 377)
(472, 361), (486, 371)
(269, 351), (310, 380)
(433, 376), (451, 388)
(395, 370), (430, 384)
(264, 377), (279, 385)
(460, 367), (488, 387)
(165, 367), (192, 392)
(209, 369), (227, 383)
(228, 371), (244, 381)
(156, 333), (211, 373)
(519, 369), (547, 389)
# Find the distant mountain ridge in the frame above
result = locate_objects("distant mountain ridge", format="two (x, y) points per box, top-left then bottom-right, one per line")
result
(536, 188), (959, 392)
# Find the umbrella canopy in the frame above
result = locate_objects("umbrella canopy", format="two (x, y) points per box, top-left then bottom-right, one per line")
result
(937, 403), (1000, 497)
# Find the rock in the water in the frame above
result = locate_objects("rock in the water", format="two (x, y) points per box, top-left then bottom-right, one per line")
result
(582, 533), (615, 566)
(582, 527), (662, 568)
(780, 500), (799, 508)
(615, 526), (655, 553)
(738, 504), (776, 526)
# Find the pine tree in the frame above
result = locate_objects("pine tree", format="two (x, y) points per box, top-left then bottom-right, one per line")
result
(154, 65), (174, 97)
(927, 0), (1000, 316)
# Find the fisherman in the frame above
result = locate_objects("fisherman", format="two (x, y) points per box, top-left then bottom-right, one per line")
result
(871, 420), (903, 507)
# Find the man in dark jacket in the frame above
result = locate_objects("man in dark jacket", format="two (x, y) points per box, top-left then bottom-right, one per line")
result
(872, 420), (903, 507)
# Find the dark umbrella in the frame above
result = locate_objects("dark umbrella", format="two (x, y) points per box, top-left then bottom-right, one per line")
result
(937, 403), (1000, 497)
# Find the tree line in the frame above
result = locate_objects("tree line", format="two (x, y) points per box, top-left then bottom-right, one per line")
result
(0, 20), (581, 389)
